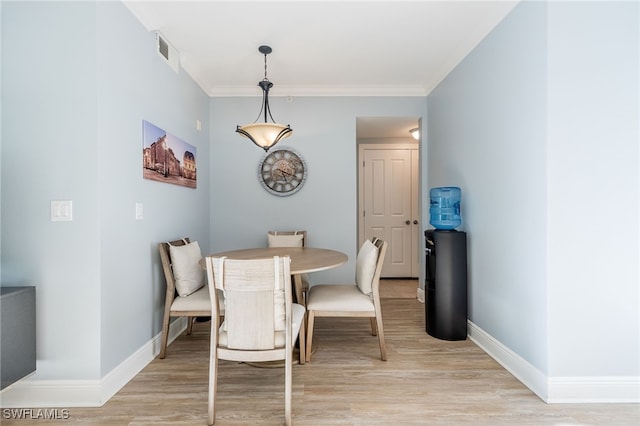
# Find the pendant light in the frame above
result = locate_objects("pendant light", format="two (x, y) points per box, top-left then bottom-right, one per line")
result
(236, 45), (292, 151)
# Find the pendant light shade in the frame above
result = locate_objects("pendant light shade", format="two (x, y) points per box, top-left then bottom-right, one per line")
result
(236, 45), (292, 151)
(236, 123), (292, 150)
(410, 128), (420, 140)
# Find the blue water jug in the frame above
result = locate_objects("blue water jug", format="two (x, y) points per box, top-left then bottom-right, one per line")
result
(429, 187), (461, 230)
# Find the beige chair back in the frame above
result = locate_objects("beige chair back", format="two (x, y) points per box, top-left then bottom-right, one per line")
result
(158, 238), (212, 359)
(267, 230), (307, 248)
(370, 237), (387, 299)
(209, 256), (290, 351)
(159, 238), (190, 301)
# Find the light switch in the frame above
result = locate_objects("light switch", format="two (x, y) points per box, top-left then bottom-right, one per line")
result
(135, 203), (144, 220)
(51, 200), (73, 222)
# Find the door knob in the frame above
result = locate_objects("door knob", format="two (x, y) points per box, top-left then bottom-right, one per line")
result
(405, 220), (411, 225)
(413, 220), (419, 225)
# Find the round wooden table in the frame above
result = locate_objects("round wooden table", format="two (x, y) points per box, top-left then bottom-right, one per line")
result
(209, 247), (348, 304)
(210, 246), (347, 273)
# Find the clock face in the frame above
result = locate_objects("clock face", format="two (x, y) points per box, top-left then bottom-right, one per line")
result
(258, 148), (307, 196)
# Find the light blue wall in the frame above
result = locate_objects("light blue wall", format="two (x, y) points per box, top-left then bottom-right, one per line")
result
(1, 1), (210, 380)
(428, 1), (548, 371)
(95, 2), (210, 376)
(209, 96), (427, 284)
(546, 1), (639, 378)
(427, 0), (639, 383)
(2, 0), (102, 380)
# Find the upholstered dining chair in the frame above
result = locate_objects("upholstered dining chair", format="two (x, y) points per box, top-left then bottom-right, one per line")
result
(305, 237), (388, 362)
(158, 238), (224, 359)
(267, 230), (309, 305)
(204, 255), (305, 426)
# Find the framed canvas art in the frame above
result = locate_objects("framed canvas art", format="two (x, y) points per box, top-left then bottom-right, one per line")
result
(142, 120), (197, 189)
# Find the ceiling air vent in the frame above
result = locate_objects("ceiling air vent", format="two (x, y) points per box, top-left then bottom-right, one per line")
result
(156, 32), (179, 74)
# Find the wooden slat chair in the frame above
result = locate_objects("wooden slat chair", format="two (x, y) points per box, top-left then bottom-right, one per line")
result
(204, 255), (305, 425)
(158, 238), (224, 359)
(305, 237), (388, 362)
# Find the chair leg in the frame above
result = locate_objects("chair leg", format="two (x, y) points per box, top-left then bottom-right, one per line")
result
(208, 339), (219, 424)
(293, 275), (305, 307)
(298, 314), (306, 365)
(159, 315), (171, 359)
(369, 317), (378, 336)
(186, 316), (194, 335)
(301, 281), (309, 306)
(305, 311), (315, 362)
(285, 343), (292, 426)
(375, 315), (387, 361)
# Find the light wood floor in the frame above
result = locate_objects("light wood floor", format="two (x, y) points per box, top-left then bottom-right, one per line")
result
(6, 280), (638, 425)
(379, 278), (419, 299)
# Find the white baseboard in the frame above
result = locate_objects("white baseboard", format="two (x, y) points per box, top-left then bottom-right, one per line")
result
(547, 376), (640, 403)
(467, 320), (548, 401)
(468, 320), (640, 403)
(0, 318), (188, 408)
(417, 287), (425, 303)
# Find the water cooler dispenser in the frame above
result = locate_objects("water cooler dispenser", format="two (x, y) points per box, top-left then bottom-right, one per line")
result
(425, 187), (468, 341)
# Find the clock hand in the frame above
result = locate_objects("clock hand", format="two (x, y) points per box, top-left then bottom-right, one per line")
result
(277, 168), (294, 182)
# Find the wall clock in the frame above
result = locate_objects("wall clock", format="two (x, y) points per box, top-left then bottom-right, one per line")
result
(258, 147), (307, 196)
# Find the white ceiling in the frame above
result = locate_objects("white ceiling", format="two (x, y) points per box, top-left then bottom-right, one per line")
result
(122, 0), (518, 138)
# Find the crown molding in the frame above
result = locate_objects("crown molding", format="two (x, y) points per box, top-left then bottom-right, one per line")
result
(206, 85), (429, 98)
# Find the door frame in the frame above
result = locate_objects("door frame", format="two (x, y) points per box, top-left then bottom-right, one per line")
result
(357, 142), (420, 277)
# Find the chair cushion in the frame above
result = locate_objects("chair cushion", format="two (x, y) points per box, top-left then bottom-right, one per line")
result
(268, 233), (304, 247)
(307, 284), (375, 312)
(355, 239), (379, 295)
(169, 240), (205, 297)
(170, 285), (210, 312)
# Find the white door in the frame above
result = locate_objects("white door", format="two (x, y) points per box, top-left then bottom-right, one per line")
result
(360, 145), (419, 277)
